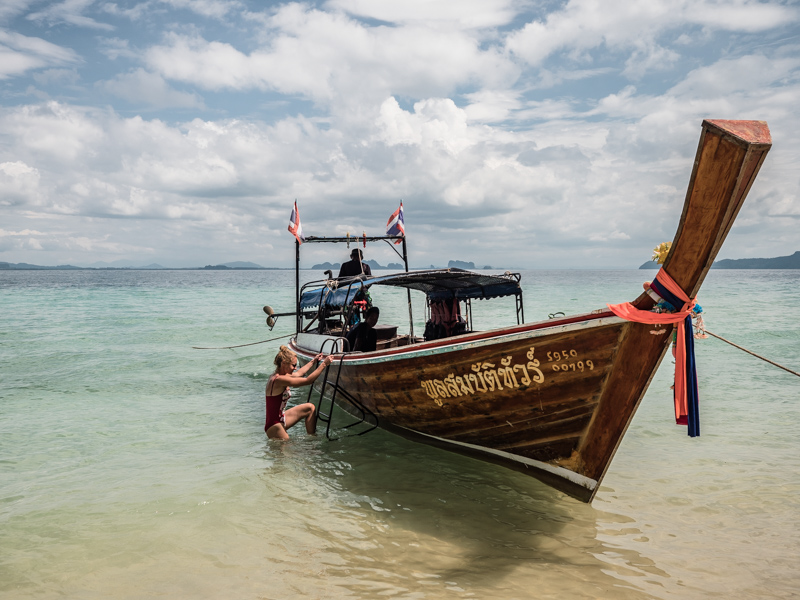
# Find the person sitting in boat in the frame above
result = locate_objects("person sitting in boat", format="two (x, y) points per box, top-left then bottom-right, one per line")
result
(338, 249), (372, 279)
(265, 345), (333, 440)
(424, 298), (466, 340)
(345, 306), (379, 352)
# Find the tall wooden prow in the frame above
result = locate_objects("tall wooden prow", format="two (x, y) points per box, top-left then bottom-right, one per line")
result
(575, 120), (772, 501)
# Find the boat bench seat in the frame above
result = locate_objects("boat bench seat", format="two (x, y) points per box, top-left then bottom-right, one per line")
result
(376, 335), (416, 350)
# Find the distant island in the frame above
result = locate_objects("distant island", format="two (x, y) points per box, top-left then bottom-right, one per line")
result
(0, 258), (497, 271)
(639, 250), (800, 270)
(710, 251), (800, 268)
(310, 259), (404, 271)
(0, 261), (288, 271)
(443, 260), (494, 269)
(0, 262), (84, 270)
(448, 260), (474, 269)
(1, 259), (455, 271)
(201, 261), (265, 270)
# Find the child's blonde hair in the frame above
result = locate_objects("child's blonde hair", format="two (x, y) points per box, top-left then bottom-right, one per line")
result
(274, 345), (296, 368)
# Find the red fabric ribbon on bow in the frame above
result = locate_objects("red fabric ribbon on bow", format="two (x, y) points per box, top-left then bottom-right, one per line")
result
(607, 270), (698, 428)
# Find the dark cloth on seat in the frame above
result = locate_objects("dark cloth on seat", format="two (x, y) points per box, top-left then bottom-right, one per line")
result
(346, 322), (377, 352)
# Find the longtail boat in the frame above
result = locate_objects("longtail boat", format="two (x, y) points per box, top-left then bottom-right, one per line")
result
(274, 120), (771, 502)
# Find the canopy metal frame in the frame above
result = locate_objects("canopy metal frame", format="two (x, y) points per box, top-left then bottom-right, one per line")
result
(296, 265), (525, 340)
(295, 235), (412, 335)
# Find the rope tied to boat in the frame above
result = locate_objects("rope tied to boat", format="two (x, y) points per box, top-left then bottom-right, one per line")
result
(607, 269), (701, 437)
(703, 329), (800, 379)
(192, 333), (291, 350)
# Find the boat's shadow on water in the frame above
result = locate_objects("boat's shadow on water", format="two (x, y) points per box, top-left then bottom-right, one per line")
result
(267, 427), (667, 597)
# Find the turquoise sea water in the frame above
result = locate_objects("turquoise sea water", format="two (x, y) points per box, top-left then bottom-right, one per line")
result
(1, 269), (799, 599)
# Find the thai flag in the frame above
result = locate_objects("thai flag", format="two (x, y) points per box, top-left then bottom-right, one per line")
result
(386, 202), (404, 244)
(288, 201), (305, 244)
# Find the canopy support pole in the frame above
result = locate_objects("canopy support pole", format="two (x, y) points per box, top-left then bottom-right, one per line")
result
(295, 239), (301, 334)
(402, 237), (414, 338)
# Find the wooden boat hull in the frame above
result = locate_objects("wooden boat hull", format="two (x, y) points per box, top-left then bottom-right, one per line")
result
(289, 119), (771, 502)
(293, 313), (628, 500)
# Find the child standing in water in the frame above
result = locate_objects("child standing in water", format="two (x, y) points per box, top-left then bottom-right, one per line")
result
(265, 346), (333, 440)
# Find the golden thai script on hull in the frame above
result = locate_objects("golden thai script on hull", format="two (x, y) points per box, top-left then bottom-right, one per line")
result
(420, 347), (545, 406)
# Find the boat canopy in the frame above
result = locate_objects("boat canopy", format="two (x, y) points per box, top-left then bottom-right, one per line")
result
(299, 268), (521, 309)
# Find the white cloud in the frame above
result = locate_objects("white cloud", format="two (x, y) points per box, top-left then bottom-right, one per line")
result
(0, 225), (161, 259)
(0, 47), (45, 79)
(98, 37), (139, 60)
(377, 97), (473, 154)
(0, 101), (332, 220)
(145, 34), (282, 91)
(159, 0), (243, 19)
(0, 228), (47, 235)
(668, 54), (800, 100)
(26, 0), (115, 30)
(100, 68), (204, 109)
(100, 2), (156, 21)
(102, 0), (239, 22)
(506, 0), (799, 67)
(463, 89), (523, 123)
(531, 66), (614, 91)
(0, 29), (79, 79)
(326, 0), (518, 29)
(589, 229), (631, 242)
(0, 0), (36, 22)
(621, 41), (680, 79)
(691, 0), (797, 31)
(1, 102), (105, 162)
(145, 6), (518, 106)
(0, 161), (41, 206)
(32, 68), (80, 86)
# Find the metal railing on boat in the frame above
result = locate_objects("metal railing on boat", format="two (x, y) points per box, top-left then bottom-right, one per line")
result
(308, 337), (379, 440)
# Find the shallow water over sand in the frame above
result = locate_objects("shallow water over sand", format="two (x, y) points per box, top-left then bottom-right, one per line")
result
(2, 269), (798, 598)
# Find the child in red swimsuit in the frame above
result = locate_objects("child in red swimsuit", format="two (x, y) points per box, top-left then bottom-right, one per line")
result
(265, 345), (333, 440)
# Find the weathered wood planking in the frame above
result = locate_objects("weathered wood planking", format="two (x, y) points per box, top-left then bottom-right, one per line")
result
(301, 317), (627, 499)
(665, 119), (771, 297)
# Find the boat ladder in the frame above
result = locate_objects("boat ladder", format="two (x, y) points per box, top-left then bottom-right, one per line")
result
(307, 338), (379, 440)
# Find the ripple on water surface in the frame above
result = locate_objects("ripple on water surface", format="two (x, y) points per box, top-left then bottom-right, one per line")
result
(1, 269), (799, 598)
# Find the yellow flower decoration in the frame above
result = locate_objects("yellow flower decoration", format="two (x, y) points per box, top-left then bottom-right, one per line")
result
(652, 242), (672, 264)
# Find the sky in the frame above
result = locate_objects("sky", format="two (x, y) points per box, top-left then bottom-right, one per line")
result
(1, 0), (799, 269)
